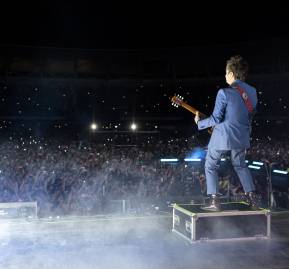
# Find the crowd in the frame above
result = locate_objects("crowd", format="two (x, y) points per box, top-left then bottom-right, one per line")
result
(246, 137), (289, 169)
(0, 135), (288, 216)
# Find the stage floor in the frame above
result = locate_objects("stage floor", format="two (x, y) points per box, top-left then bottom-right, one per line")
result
(1, 212), (289, 269)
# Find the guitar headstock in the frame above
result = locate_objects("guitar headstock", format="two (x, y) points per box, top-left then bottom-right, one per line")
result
(171, 94), (184, 108)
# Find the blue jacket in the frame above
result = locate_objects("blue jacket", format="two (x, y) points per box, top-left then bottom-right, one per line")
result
(197, 80), (258, 150)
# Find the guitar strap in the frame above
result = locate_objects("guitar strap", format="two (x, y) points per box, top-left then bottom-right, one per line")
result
(234, 85), (254, 113)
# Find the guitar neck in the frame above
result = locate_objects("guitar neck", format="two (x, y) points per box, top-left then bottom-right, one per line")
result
(171, 95), (212, 134)
(181, 103), (206, 118)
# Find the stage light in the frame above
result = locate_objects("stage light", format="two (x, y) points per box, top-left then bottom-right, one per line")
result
(160, 158), (179, 162)
(185, 147), (206, 160)
(252, 161), (264, 166)
(184, 158), (201, 162)
(248, 165), (261, 170)
(130, 123), (137, 131)
(273, 169), (288, 175)
(90, 123), (98, 131)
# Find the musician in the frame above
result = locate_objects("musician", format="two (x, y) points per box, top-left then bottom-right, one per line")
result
(194, 55), (258, 211)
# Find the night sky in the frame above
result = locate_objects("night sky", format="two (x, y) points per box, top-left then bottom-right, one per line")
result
(1, 2), (289, 49)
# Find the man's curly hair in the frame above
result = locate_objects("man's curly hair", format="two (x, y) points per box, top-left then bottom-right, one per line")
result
(226, 55), (249, 81)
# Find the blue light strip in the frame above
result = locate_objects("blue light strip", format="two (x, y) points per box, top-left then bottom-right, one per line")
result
(184, 158), (201, 162)
(273, 169), (288, 175)
(252, 161), (264, 166)
(248, 165), (261, 170)
(160, 158), (287, 173)
(160, 158), (179, 162)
